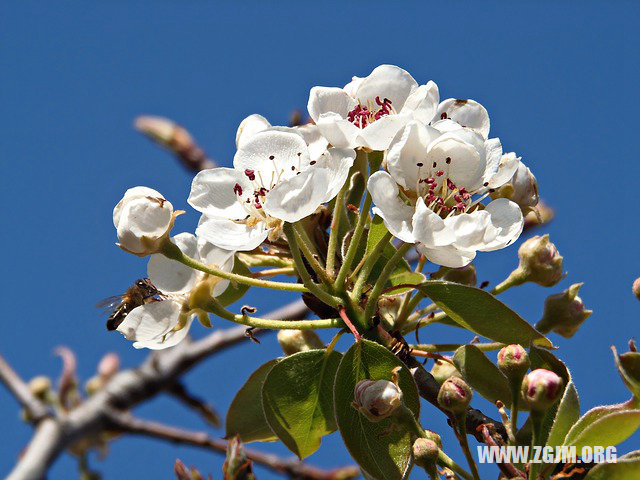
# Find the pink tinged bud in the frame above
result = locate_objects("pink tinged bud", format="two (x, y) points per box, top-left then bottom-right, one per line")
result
(497, 344), (530, 384)
(521, 369), (564, 411)
(352, 379), (403, 422)
(97, 352), (120, 380)
(516, 235), (565, 287)
(437, 376), (472, 414)
(276, 329), (325, 356)
(536, 283), (592, 338)
(633, 278), (640, 301)
(412, 438), (440, 474)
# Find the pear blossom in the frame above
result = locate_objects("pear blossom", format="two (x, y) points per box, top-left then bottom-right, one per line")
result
(307, 64), (439, 150)
(367, 121), (524, 267)
(116, 232), (235, 349)
(113, 186), (176, 256)
(189, 130), (355, 251)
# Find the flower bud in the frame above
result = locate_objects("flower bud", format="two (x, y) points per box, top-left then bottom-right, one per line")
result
(352, 379), (403, 422)
(113, 187), (178, 256)
(422, 429), (443, 449)
(276, 329), (324, 356)
(536, 283), (592, 338)
(633, 277), (640, 301)
(497, 344), (530, 383)
(521, 369), (563, 411)
(430, 359), (462, 385)
(437, 377), (472, 415)
(412, 438), (439, 476)
(432, 264), (477, 286)
(28, 376), (52, 400)
(85, 376), (104, 396)
(97, 352), (120, 380)
(514, 235), (564, 287)
(492, 160), (539, 213)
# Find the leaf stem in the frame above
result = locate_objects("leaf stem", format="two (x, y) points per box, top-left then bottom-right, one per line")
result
(454, 415), (482, 480)
(161, 240), (308, 293)
(351, 231), (393, 301)
(326, 184), (347, 279)
(408, 342), (505, 353)
(292, 222), (333, 286)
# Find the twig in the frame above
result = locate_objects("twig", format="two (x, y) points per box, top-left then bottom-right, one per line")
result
(480, 425), (526, 478)
(167, 382), (220, 427)
(5, 300), (310, 480)
(105, 410), (359, 480)
(0, 354), (50, 423)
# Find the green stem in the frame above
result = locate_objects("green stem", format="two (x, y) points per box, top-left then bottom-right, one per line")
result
(455, 415), (481, 480)
(292, 222), (333, 286)
(351, 231), (392, 300)
(161, 241), (308, 293)
(335, 157), (373, 289)
(282, 223), (341, 307)
(363, 243), (412, 322)
(409, 342), (505, 353)
(200, 297), (342, 330)
(326, 184), (347, 278)
(528, 411), (544, 480)
(395, 291), (425, 331)
(437, 451), (474, 480)
(491, 269), (527, 295)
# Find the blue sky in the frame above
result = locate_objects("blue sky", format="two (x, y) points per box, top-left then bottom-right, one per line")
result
(1, 1), (639, 478)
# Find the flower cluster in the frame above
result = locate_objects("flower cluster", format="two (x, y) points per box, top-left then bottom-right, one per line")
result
(111, 64), (537, 349)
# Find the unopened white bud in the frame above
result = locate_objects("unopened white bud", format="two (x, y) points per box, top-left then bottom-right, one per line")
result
(352, 379), (403, 422)
(277, 330), (324, 355)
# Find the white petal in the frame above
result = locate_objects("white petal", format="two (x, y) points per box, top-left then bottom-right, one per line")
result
(307, 86), (357, 123)
(478, 199), (524, 251)
(417, 244), (476, 268)
(411, 197), (454, 247)
(426, 133), (485, 191)
(481, 138), (505, 187)
(316, 113), (361, 149)
(311, 147), (356, 202)
(387, 121), (441, 190)
(148, 233), (199, 294)
(355, 65), (418, 111)
(117, 300), (182, 343)
(435, 99), (490, 139)
(117, 197), (173, 254)
(445, 210), (494, 250)
(134, 317), (194, 350)
(196, 215), (270, 251)
(402, 81), (440, 124)
(197, 237), (235, 296)
(233, 130), (310, 184)
(113, 186), (163, 228)
(357, 113), (412, 151)
(487, 151), (520, 189)
(236, 114), (271, 148)
(188, 168), (251, 219)
(367, 171), (415, 243)
(263, 168), (330, 223)
(343, 76), (364, 96)
(295, 124), (329, 162)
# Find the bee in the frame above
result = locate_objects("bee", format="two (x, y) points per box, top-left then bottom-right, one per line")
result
(98, 278), (161, 331)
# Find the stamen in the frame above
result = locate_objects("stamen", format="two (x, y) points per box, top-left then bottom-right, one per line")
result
(233, 183), (243, 195)
(244, 169), (256, 181)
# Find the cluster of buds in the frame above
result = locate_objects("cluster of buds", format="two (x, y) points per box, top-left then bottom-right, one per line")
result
(536, 283), (592, 338)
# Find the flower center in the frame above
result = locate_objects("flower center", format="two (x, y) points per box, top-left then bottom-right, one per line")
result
(347, 96), (393, 128)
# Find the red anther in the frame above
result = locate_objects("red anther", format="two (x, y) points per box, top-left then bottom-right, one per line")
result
(375, 96), (384, 106)
(425, 194), (435, 203)
(244, 169), (256, 181)
(436, 197), (444, 205)
(459, 187), (467, 194)
(258, 187), (269, 196)
(436, 170), (444, 177)
(456, 202), (466, 211)
(454, 195), (462, 203)
(447, 179), (456, 190)
(440, 112), (448, 120)
(233, 183), (243, 196)
(254, 201), (262, 209)
(462, 192), (471, 200)
(426, 177), (435, 184)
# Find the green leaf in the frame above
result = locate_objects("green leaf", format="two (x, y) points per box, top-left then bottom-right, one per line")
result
(566, 409), (640, 450)
(613, 346), (640, 398)
(564, 398), (640, 448)
(217, 258), (251, 307)
(452, 345), (511, 406)
(546, 381), (580, 448)
(417, 281), (552, 347)
(226, 360), (278, 443)
(261, 349), (342, 459)
(334, 339), (420, 480)
(585, 451), (640, 480)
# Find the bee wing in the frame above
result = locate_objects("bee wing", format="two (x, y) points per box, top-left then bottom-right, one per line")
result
(96, 295), (123, 312)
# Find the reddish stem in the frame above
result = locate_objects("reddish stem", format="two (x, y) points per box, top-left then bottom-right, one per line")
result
(338, 307), (361, 342)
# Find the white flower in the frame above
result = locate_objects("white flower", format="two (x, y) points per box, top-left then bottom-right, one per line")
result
(116, 232), (235, 349)
(497, 160), (539, 211)
(113, 187), (176, 256)
(307, 65), (439, 150)
(367, 121), (524, 267)
(188, 130), (355, 251)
